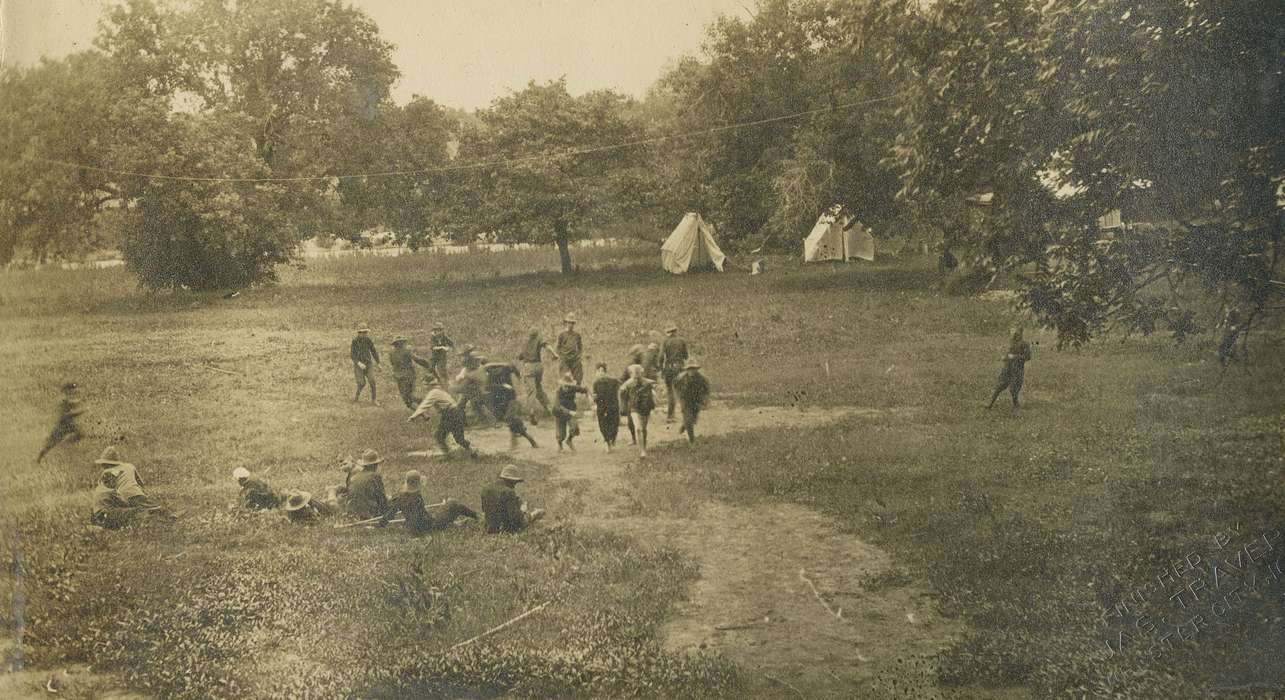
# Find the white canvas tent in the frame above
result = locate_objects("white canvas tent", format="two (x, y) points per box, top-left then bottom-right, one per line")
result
(661, 213), (727, 273)
(803, 212), (875, 262)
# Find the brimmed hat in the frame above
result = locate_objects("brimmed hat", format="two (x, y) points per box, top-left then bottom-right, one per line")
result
(357, 449), (383, 467)
(499, 465), (524, 483)
(284, 491), (312, 512)
(665, 324), (678, 334)
(95, 446), (123, 465)
(684, 360), (701, 370)
(356, 323), (370, 332)
(563, 314), (577, 324)
(432, 322), (444, 330)
(232, 467), (251, 481)
(392, 335), (408, 345)
(62, 381), (78, 391)
(403, 470), (422, 491)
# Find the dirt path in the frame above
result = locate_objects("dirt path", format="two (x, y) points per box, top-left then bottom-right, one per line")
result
(459, 403), (959, 698)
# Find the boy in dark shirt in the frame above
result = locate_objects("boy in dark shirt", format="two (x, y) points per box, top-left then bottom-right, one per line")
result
(987, 326), (1033, 410)
(674, 360), (710, 444)
(590, 363), (622, 452)
(379, 470), (479, 535)
(555, 315), (584, 383)
(553, 372), (588, 452)
(345, 449), (389, 518)
(233, 467), (281, 510)
(480, 465), (544, 534)
(485, 362), (538, 450)
(661, 325), (689, 421)
(37, 382), (84, 462)
(351, 324), (380, 405)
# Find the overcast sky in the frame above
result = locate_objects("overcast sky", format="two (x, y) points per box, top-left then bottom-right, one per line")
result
(1, 0), (751, 110)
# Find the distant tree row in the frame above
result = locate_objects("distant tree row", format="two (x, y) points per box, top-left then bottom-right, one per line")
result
(1, 0), (1279, 347)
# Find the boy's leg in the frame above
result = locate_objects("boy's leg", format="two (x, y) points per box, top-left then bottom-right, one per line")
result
(987, 378), (1008, 409)
(353, 364), (366, 401)
(664, 371), (677, 420)
(1010, 377), (1023, 407)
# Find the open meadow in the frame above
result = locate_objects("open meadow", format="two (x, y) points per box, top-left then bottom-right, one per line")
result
(3, 244), (1284, 698)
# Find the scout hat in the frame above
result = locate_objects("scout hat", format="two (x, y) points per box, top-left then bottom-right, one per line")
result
(499, 465), (524, 483)
(95, 446), (124, 465)
(392, 335), (408, 345)
(356, 322), (371, 332)
(357, 449), (383, 468)
(403, 470), (422, 491)
(62, 381), (78, 391)
(684, 360), (701, 370)
(432, 322), (444, 330)
(563, 313), (577, 324)
(232, 467), (251, 482)
(665, 324), (678, 334)
(284, 491), (311, 512)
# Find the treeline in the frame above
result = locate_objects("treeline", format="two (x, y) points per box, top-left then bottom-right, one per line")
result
(1, 0), (1279, 346)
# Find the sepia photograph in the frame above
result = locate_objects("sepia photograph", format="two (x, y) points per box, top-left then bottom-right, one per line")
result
(1, 0), (1282, 697)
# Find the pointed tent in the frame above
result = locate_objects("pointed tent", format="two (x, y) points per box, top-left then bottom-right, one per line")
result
(662, 213), (727, 273)
(804, 212), (875, 262)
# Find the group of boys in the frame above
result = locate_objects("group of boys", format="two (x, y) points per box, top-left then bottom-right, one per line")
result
(231, 450), (543, 535)
(356, 316), (713, 457)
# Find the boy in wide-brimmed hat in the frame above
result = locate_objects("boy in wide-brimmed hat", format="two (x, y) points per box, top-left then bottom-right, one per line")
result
(553, 371), (587, 452)
(479, 465), (545, 534)
(90, 447), (169, 529)
(555, 314), (584, 384)
(283, 490), (335, 524)
(344, 449), (389, 519)
(351, 323), (381, 405)
(37, 381), (85, 463)
(378, 470), (479, 535)
(389, 335), (433, 409)
(673, 359), (711, 444)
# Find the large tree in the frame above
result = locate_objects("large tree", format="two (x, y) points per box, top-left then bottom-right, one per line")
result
(0, 0), (403, 286)
(0, 53), (169, 264)
(893, 0), (1284, 347)
(440, 80), (647, 275)
(645, 0), (921, 250)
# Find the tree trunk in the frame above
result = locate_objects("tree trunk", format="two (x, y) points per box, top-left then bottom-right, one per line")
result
(554, 221), (573, 275)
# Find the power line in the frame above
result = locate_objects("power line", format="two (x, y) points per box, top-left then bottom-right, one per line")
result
(28, 92), (905, 184)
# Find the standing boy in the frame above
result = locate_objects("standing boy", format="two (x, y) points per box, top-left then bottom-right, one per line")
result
(555, 315), (584, 384)
(987, 326), (1033, 410)
(518, 329), (554, 415)
(427, 322), (455, 384)
(351, 323), (381, 405)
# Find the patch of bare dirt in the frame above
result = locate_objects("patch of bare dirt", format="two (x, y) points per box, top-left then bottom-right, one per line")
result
(457, 403), (959, 697)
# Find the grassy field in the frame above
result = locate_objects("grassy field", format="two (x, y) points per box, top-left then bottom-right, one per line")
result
(3, 243), (1284, 697)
